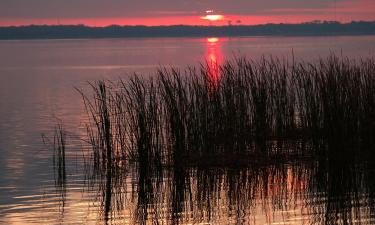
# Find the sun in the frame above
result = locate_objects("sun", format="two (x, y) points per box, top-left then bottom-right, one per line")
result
(201, 14), (224, 22)
(201, 10), (224, 22)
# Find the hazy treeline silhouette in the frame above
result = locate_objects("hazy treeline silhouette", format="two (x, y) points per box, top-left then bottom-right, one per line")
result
(1, 21), (375, 39)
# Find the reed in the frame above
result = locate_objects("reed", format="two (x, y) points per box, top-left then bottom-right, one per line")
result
(78, 55), (375, 168)
(42, 123), (68, 215)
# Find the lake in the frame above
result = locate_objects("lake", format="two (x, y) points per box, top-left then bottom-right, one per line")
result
(0, 35), (375, 225)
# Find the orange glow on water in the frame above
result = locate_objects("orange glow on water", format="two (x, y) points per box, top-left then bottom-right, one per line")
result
(205, 37), (222, 88)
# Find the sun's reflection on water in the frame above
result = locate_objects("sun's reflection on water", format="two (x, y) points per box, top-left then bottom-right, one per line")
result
(205, 37), (223, 90)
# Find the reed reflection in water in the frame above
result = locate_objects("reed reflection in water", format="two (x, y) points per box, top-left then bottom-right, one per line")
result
(83, 151), (375, 225)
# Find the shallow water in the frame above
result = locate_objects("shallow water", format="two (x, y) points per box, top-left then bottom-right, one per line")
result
(0, 36), (375, 225)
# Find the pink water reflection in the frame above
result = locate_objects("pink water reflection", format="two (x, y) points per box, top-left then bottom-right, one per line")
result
(205, 37), (224, 89)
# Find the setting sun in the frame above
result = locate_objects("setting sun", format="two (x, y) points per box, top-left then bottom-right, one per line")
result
(207, 37), (219, 43)
(201, 14), (224, 22)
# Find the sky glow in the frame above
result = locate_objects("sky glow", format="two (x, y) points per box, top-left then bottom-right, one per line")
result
(0, 0), (373, 26)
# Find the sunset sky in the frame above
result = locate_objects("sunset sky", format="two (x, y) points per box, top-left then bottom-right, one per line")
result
(0, 0), (374, 26)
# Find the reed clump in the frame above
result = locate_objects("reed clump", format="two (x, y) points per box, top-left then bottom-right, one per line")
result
(78, 55), (375, 167)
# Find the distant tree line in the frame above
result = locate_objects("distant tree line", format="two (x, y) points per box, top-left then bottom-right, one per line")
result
(0, 21), (374, 40)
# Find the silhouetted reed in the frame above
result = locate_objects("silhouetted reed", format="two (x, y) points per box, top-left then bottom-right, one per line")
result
(75, 78), (375, 223)
(78, 55), (375, 169)
(42, 123), (67, 218)
(53, 124), (67, 186)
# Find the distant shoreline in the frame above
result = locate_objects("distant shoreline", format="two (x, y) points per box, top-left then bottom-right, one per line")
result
(1, 21), (375, 40)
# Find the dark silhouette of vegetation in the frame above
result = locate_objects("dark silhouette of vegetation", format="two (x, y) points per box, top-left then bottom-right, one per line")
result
(42, 123), (67, 220)
(1, 21), (375, 40)
(78, 55), (375, 168)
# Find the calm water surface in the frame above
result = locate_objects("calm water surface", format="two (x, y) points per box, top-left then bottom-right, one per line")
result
(0, 36), (375, 224)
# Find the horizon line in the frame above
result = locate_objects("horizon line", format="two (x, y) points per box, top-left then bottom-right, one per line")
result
(1, 20), (375, 28)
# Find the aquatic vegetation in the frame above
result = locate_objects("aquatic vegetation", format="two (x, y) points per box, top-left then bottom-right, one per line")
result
(42, 123), (67, 187)
(42, 123), (67, 217)
(78, 55), (375, 167)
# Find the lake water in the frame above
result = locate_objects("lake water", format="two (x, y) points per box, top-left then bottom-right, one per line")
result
(0, 36), (375, 225)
